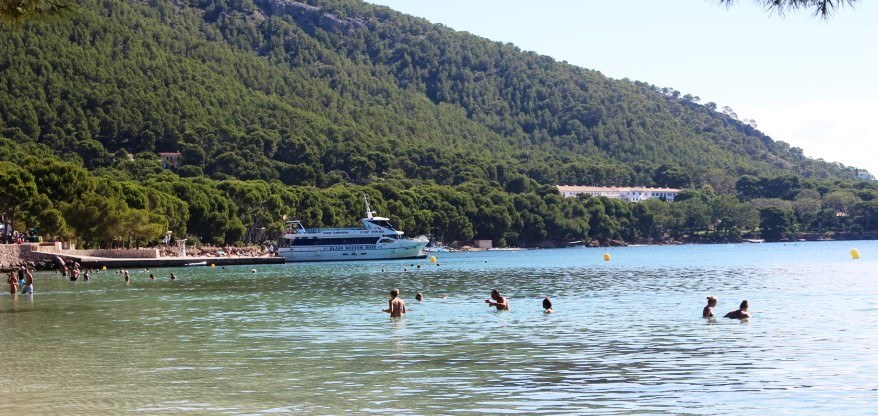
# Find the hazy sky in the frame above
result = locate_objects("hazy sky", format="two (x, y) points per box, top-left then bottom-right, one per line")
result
(366, 0), (878, 176)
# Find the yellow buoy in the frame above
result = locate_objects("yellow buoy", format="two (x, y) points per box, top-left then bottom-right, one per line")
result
(851, 248), (861, 259)
(210, 263), (216, 268)
(603, 253), (611, 262)
(101, 266), (107, 270)
(429, 256), (437, 263)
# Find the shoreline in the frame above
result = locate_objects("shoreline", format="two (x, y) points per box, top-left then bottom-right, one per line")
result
(70, 254), (285, 269)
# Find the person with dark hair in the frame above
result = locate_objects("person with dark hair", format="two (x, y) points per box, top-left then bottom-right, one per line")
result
(703, 296), (717, 318)
(542, 296), (554, 313)
(724, 300), (751, 319)
(485, 289), (510, 311)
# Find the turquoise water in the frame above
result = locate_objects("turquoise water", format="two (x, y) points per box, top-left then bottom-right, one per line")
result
(2, 241), (878, 414)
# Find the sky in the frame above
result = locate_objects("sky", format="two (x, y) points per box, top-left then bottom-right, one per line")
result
(365, 0), (878, 176)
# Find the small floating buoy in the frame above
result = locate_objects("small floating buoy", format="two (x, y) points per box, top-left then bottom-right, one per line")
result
(210, 263), (216, 268)
(429, 256), (437, 263)
(101, 266), (107, 271)
(603, 253), (611, 262)
(851, 248), (861, 259)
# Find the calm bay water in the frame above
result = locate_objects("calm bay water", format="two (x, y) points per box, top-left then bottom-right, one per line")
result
(2, 241), (878, 415)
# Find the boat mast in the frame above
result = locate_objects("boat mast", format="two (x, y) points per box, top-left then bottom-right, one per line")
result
(364, 195), (374, 219)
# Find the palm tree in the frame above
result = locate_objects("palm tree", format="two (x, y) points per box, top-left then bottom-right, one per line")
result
(717, 0), (858, 19)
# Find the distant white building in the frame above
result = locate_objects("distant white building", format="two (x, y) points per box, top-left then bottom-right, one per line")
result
(159, 152), (182, 169)
(556, 185), (682, 202)
(855, 169), (875, 181)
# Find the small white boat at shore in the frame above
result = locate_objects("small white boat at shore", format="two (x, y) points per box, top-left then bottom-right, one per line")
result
(184, 261), (207, 266)
(277, 197), (428, 262)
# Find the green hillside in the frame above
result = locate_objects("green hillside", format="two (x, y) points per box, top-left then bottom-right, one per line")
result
(1, 0), (875, 248)
(0, 0), (854, 186)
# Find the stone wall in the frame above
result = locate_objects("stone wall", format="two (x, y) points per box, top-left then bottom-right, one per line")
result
(0, 244), (160, 271)
(0, 243), (54, 271)
(65, 248), (160, 259)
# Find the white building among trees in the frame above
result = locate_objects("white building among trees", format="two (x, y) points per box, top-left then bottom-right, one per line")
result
(855, 169), (875, 181)
(556, 185), (682, 202)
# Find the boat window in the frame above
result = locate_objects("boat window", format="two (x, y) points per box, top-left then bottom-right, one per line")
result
(288, 237), (380, 246)
(368, 220), (396, 231)
(378, 237), (396, 244)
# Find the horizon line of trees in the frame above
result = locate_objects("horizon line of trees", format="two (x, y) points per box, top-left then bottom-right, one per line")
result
(2, 140), (876, 250)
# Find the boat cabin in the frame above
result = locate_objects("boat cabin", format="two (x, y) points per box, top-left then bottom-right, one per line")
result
(284, 220), (307, 234)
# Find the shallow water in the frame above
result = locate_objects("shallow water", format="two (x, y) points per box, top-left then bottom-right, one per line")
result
(2, 241), (878, 414)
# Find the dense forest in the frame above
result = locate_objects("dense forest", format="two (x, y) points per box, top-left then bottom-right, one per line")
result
(1, 0), (876, 248)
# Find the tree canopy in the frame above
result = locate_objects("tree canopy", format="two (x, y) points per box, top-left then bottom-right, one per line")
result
(1, 0), (875, 248)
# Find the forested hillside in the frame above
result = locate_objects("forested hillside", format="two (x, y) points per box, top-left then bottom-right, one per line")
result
(1, 0), (876, 248)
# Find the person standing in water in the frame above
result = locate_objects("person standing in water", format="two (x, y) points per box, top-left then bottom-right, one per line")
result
(724, 300), (751, 319)
(7, 271), (18, 295)
(703, 296), (717, 318)
(21, 267), (34, 295)
(485, 289), (510, 311)
(383, 288), (406, 317)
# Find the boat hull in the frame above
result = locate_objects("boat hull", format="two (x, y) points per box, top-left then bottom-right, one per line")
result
(277, 240), (428, 262)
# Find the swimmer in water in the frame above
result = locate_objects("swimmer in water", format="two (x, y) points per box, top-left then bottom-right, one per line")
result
(703, 296), (717, 318)
(542, 296), (554, 313)
(724, 300), (751, 319)
(485, 289), (510, 311)
(415, 292), (423, 302)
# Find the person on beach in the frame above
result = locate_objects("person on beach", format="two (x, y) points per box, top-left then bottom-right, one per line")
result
(383, 288), (406, 317)
(21, 267), (34, 295)
(485, 289), (510, 311)
(543, 296), (554, 313)
(7, 271), (18, 295)
(415, 292), (423, 302)
(724, 300), (751, 319)
(703, 296), (717, 318)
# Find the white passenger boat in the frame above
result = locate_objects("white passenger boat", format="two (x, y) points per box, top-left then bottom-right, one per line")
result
(277, 197), (428, 262)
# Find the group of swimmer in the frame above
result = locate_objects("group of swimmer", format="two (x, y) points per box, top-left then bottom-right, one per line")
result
(382, 288), (554, 317)
(5, 266), (182, 295)
(7, 264), (746, 322)
(703, 296), (751, 319)
(384, 289), (745, 320)
(121, 269), (177, 284)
